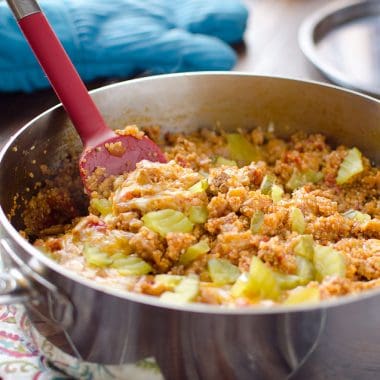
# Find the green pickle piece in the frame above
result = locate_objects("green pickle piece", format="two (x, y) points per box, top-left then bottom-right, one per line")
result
(259, 174), (284, 201)
(180, 240), (210, 265)
(250, 210), (264, 234)
(290, 207), (306, 234)
(188, 205), (208, 224)
(296, 256), (314, 284)
(110, 256), (134, 268)
(275, 256), (314, 290)
(142, 209), (194, 237)
(274, 273), (301, 290)
(260, 174), (275, 195)
(90, 198), (112, 216)
(84, 244), (113, 267)
(215, 156), (237, 167)
(313, 245), (346, 281)
(343, 209), (371, 223)
(110, 251), (127, 261)
(287, 169), (323, 190)
(231, 256), (280, 300)
(336, 147), (363, 185)
(155, 274), (184, 290)
(294, 235), (314, 260)
(160, 277), (200, 304)
(188, 179), (208, 193)
(271, 184), (284, 202)
(208, 258), (241, 285)
(284, 286), (320, 305)
(112, 256), (152, 276)
(226, 133), (261, 165)
(230, 273), (251, 298)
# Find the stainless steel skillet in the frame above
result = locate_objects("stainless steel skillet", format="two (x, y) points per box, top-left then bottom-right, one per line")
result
(0, 73), (380, 379)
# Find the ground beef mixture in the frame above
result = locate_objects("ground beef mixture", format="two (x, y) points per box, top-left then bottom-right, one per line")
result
(30, 126), (380, 307)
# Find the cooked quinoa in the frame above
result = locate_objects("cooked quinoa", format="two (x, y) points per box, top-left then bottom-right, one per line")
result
(31, 126), (380, 307)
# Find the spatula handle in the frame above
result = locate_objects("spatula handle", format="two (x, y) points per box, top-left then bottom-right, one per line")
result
(6, 0), (112, 147)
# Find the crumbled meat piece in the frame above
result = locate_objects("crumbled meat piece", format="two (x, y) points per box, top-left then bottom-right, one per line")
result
(115, 125), (145, 139)
(258, 236), (297, 274)
(129, 227), (168, 271)
(105, 141), (126, 157)
(212, 231), (260, 266)
(307, 214), (353, 243)
(206, 213), (246, 234)
(207, 194), (230, 218)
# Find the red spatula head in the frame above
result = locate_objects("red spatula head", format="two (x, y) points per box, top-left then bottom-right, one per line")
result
(80, 134), (167, 192)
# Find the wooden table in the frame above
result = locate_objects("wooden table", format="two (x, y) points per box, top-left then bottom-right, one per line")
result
(0, 0), (331, 141)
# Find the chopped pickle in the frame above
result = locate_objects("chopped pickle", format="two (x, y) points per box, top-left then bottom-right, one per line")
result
(90, 198), (112, 216)
(230, 273), (251, 299)
(231, 256), (280, 300)
(287, 169), (323, 190)
(110, 251), (127, 261)
(188, 179), (208, 193)
(290, 207), (306, 234)
(155, 274), (184, 290)
(188, 205), (208, 224)
(260, 174), (275, 195)
(215, 156), (237, 167)
(275, 257), (314, 290)
(283, 286), (320, 305)
(160, 277), (199, 304)
(84, 244), (113, 267)
(343, 209), (371, 223)
(274, 273), (301, 290)
(142, 209), (194, 237)
(250, 210), (264, 234)
(226, 133), (261, 165)
(271, 184), (284, 202)
(296, 256), (314, 284)
(336, 147), (363, 185)
(112, 256), (152, 276)
(208, 258), (241, 285)
(313, 245), (346, 281)
(294, 235), (314, 260)
(180, 240), (210, 265)
(275, 256), (314, 290)
(111, 256), (135, 268)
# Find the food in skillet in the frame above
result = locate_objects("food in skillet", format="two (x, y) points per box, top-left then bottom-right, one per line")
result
(30, 126), (380, 307)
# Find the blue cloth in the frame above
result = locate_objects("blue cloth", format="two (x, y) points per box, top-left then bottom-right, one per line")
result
(0, 0), (248, 93)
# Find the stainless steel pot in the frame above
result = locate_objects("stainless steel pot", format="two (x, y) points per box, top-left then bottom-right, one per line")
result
(0, 73), (380, 380)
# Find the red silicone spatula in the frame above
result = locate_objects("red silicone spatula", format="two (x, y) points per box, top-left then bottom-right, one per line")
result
(6, 0), (166, 192)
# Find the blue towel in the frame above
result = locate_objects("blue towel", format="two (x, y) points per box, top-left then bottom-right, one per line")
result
(0, 0), (248, 92)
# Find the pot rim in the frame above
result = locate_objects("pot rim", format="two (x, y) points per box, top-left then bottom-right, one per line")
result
(1, 71), (380, 315)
